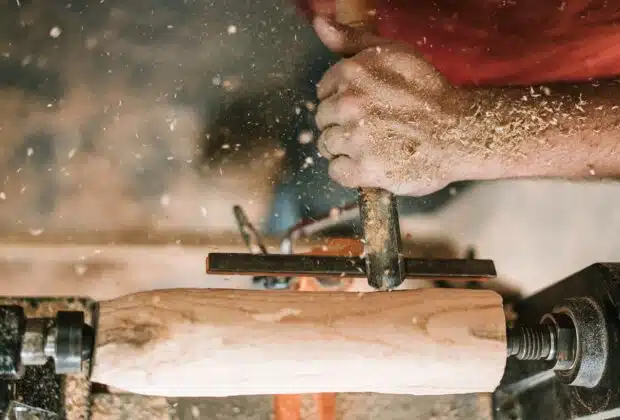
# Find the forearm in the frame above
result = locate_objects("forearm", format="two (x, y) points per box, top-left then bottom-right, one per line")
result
(448, 80), (620, 182)
(310, 16), (620, 195)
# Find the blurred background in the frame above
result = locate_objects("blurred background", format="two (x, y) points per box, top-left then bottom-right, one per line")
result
(2, 0), (620, 418)
(0, 0), (467, 235)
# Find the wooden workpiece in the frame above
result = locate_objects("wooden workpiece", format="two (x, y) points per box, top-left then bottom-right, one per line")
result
(90, 288), (507, 397)
(0, 231), (331, 299)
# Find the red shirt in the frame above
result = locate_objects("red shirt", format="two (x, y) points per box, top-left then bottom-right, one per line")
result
(299, 0), (620, 86)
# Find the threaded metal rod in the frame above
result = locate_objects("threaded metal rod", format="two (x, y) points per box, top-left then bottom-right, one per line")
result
(507, 325), (556, 360)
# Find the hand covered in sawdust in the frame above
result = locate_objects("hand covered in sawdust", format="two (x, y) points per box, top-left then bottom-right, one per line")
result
(314, 17), (474, 196)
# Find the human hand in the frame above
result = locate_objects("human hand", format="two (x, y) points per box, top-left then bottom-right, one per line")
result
(313, 16), (475, 196)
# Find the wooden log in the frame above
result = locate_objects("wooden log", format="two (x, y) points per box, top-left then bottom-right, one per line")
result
(90, 288), (507, 397)
(0, 231), (330, 299)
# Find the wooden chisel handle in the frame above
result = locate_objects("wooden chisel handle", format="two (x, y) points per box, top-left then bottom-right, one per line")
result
(334, 1), (404, 290)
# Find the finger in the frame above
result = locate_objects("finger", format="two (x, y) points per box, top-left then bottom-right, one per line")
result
(328, 156), (362, 188)
(317, 58), (369, 100)
(401, 183), (449, 197)
(317, 126), (359, 159)
(313, 15), (388, 55)
(315, 93), (363, 130)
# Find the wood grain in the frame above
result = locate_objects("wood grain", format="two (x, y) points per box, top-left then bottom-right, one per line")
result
(91, 288), (507, 397)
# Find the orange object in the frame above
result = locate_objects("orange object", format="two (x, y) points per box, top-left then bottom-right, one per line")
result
(274, 394), (301, 420)
(314, 393), (337, 420)
(273, 238), (362, 420)
(292, 238), (363, 292)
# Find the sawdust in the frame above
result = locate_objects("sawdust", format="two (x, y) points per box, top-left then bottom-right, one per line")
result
(91, 394), (171, 420)
(365, 79), (620, 191)
(360, 189), (390, 253)
(337, 393), (492, 420)
(441, 81), (620, 178)
(65, 372), (91, 420)
(252, 307), (301, 322)
(0, 0), (303, 234)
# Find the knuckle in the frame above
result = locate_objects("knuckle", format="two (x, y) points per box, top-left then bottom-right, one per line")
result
(391, 49), (417, 62)
(358, 45), (380, 58)
(349, 125), (369, 146)
(336, 93), (363, 118)
(317, 133), (331, 157)
(362, 45), (395, 64)
(421, 71), (449, 92)
(317, 129), (329, 143)
(360, 42), (397, 58)
(320, 127), (350, 158)
(340, 59), (366, 80)
(322, 126), (338, 145)
(411, 59), (434, 78)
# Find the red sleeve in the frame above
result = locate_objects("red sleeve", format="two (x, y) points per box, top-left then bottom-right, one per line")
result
(298, 0), (620, 86)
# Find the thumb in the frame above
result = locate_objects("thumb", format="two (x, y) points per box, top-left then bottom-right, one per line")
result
(313, 15), (387, 55)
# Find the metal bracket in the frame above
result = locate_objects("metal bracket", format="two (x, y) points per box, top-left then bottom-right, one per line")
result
(0, 297), (96, 420)
(494, 263), (620, 420)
